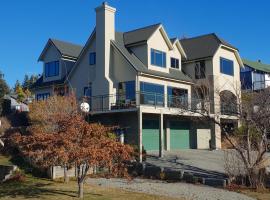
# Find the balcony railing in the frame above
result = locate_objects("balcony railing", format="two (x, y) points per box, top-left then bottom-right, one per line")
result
(85, 91), (214, 114)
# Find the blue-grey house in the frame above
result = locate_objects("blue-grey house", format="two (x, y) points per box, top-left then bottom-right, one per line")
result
(241, 59), (270, 91)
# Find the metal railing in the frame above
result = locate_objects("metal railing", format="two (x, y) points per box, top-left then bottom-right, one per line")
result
(86, 91), (214, 113)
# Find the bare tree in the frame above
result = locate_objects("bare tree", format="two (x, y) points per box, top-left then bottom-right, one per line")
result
(178, 79), (270, 189)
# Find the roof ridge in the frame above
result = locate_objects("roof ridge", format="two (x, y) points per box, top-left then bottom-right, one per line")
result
(243, 58), (270, 67)
(123, 23), (161, 34)
(50, 38), (83, 47)
(180, 33), (216, 41)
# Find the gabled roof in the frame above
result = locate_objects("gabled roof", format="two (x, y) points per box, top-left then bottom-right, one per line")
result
(180, 33), (237, 61)
(38, 39), (83, 61)
(123, 23), (161, 46)
(113, 32), (192, 83)
(242, 59), (270, 73)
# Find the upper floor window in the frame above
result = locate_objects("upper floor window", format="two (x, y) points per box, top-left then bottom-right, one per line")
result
(84, 85), (92, 97)
(195, 61), (206, 79)
(140, 82), (164, 106)
(151, 49), (166, 68)
(220, 57), (234, 76)
(89, 52), (96, 65)
(171, 57), (179, 69)
(45, 61), (59, 77)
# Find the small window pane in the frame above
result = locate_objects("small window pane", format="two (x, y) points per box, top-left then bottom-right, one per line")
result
(89, 52), (96, 65)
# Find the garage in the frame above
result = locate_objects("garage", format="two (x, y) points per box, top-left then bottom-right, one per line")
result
(170, 121), (190, 149)
(142, 119), (159, 151)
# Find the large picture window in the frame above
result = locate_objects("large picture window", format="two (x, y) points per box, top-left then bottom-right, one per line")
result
(140, 82), (164, 106)
(167, 87), (188, 108)
(151, 49), (166, 68)
(220, 57), (234, 76)
(45, 61), (59, 77)
(118, 81), (136, 101)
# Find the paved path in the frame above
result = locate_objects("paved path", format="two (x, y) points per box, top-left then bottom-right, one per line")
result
(87, 178), (254, 200)
(146, 150), (227, 179)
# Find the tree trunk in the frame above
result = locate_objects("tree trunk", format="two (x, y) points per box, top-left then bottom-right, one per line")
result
(63, 164), (69, 183)
(78, 181), (84, 198)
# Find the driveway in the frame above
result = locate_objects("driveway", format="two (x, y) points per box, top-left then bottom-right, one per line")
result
(87, 178), (254, 200)
(146, 149), (227, 179)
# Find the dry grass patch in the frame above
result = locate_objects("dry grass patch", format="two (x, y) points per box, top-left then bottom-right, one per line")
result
(0, 175), (182, 200)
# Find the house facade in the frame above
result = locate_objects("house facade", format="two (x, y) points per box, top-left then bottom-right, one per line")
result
(241, 59), (270, 91)
(33, 2), (243, 160)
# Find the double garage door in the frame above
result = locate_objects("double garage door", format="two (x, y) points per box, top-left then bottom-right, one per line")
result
(142, 120), (190, 151)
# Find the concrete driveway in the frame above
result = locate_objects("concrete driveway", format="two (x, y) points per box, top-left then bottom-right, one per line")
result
(146, 149), (227, 179)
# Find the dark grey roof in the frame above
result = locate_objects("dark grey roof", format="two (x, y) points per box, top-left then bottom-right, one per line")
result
(180, 33), (237, 61)
(50, 39), (83, 58)
(113, 32), (192, 83)
(123, 23), (161, 46)
(170, 38), (177, 44)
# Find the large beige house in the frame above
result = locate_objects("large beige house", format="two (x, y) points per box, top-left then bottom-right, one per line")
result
(33, 2), (243, 160)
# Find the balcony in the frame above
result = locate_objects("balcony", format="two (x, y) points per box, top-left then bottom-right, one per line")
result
(86, 91), (211, 114)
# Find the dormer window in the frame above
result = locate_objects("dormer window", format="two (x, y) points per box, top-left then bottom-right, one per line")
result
(45, 61), (59, 77)
(151, 49), (166, 68)
(89, 52), (96, 65)
(171, 57), (179, 69)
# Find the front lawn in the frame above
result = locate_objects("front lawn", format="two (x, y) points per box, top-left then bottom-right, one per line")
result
(0, 175), (181, 200)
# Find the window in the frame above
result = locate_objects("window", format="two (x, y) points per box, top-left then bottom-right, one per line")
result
(195, 61), (206, 79)
(220, 57), (234, 76)
(171, 57), (179, 69)
(167, 87), (188, 108)
(118, 81), (135, 100)
(253, 71), (265, 90)
(45, 61), (59, 77)
(89, 52), (96, 65)
(151, 49), (166, 68)
(140, 82), (164, 106)
(36, 93), (50, 101)
(84, 85), (92, 97)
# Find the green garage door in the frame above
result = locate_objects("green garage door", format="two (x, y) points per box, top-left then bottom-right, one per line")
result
(170, 121), (190, 149)
(142, 119), (159, 151)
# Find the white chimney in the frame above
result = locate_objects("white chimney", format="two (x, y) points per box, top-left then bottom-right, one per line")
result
(94, 2), (116, 97)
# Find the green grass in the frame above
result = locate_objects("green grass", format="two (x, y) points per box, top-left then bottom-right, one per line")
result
(0, 154), (12, 166)
(0, 175), (182, 200)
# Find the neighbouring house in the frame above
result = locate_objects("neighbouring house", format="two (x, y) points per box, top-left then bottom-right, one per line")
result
(241, 59), (270, 91)
(33, 2), (243, 159)
(3, 94), (30, 112)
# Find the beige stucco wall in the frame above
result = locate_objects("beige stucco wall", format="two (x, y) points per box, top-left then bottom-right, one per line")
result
(212, 46), (241, 93)
(147, 29), (182, 73)
(69, 36), (96, 98)
(42, 43), (62, 82)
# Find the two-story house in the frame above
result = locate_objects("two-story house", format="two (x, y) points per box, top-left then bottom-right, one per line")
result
(241, 59), (270, 91)
(33, 2), (243, 160)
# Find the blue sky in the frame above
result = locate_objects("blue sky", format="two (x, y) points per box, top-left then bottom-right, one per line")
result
(0, 0), (269, 87)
